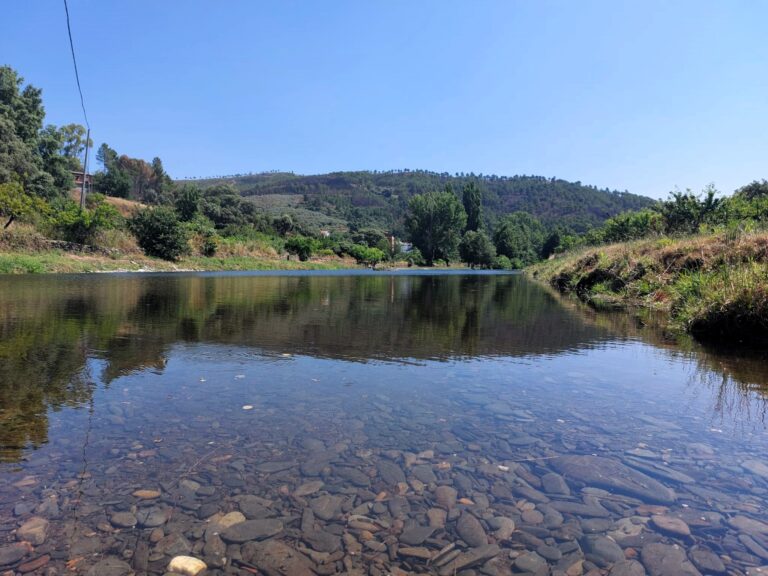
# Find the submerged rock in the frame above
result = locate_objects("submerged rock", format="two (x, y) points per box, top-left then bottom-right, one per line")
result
(641, 543), (701, 576)
(221, 519), (283, 543)
(551, 455), (676, 504)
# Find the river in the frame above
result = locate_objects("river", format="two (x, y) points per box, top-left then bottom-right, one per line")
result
(0, 271), (767, 575)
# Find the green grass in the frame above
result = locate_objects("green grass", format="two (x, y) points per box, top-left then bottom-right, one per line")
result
(0, 249), (354, 275)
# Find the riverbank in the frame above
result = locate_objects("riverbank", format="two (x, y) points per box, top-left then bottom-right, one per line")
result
(0, 250), (355, 274)
(527, 232), (768, 341)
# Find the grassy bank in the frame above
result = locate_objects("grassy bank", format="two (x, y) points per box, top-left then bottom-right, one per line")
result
(528, 232), (768, 341)
(0, 250), (353, 274)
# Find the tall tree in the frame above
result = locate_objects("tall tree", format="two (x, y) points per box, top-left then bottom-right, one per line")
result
(406, 190), (467, 265)
(462, 182), (482, 232)
(0, 66), (58, 198)
(493, 211), (545, 268)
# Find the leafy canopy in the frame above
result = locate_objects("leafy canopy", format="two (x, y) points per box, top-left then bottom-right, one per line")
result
(406, 190), (467, 265)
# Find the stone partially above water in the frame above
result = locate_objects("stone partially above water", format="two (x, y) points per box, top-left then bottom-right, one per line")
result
(551, 455), (676, 504)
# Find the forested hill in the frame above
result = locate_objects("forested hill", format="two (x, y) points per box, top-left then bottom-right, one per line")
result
(185, 170), (654, 235)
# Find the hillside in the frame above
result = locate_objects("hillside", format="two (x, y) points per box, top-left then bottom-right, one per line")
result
(185, 170), (654, 235)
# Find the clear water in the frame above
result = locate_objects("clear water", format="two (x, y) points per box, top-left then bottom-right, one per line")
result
(1, 271), (767, 576)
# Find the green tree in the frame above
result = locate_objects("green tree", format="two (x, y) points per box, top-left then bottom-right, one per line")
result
(285, 235), (318, 261)
(174, 184), (201, 221)
(660, 186), (721, 234)
(0, 67), (59, 198)
(734, 180), (768, 201)
(493, 212), (545, 267)
(58, 123), (91, 165)
(406, 190), (467, 265)
(0, 181), (48, 229)
(129, 207), (189, 261)
(274, 213), (294, 236)
(459, 230), (496, 268)
(462, 182), (483, 232)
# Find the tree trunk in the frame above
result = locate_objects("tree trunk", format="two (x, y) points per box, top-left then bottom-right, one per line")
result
(3, 215), (14, 229)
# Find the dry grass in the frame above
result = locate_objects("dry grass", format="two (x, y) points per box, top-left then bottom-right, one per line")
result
(529, 232), (768, 340)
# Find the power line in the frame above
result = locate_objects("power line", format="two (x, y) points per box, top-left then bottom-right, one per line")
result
(63, 0), (89, 130)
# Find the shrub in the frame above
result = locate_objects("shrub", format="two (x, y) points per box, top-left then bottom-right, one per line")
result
(129, 207), (188, 261)
(52, 199), (122, 245)
(285, 235), (319, 261)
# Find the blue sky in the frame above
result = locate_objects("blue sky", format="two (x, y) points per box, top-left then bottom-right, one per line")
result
(2, 1), (766, 198)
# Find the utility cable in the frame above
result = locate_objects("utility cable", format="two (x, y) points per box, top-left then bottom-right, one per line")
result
(63, 0), (89, 130)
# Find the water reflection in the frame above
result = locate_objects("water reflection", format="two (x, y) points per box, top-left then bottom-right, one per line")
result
(0, 271), (767, 464)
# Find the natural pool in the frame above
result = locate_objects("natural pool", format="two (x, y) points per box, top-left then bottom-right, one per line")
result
(1, 271), (767, 576)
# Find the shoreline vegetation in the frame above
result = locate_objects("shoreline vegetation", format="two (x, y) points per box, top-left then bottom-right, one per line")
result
(528, 231), (768, 343)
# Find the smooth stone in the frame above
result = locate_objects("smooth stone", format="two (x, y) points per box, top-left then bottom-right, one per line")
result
(17, 517), (49, 545)
(537, 544), (562, 561)
(203, 533), (227, 563)
(514, 551), (548, 573)
(236, 495), (273, 519)
(377, 460), (406, 484)
(294, 480), (324, 497)
(133, 489), (161, 499)
(688, 548), (725, 575)
(302, 530), (341, 553)
(400, 525), (435, 546)
(435, 485), (458, 509)
(137, 507), (168, 528)
(742, 460), (768, 479)
(581, 518), (615, 533)
(412, 464), (437, 484)
(551, 456), (676, 504)
(310, 495), (343, 521)
(110, 511), (137, 528)
(522, 509), (544, 525)
(457, 512), (488, 547)
(641, 543), (701, 576)
(167, 555), (207, 576)
(335, 466), (370, 486)
(218, 511), (247, 528)
(428, 507), (447, 528)
(241, 540), (315, 576)
(221, 519), (283, 543)
(0, 543), (30, 566)
(437, 544), (500, 576)
(488, 516), (515, 540)
(155, 533), (192, 556)
(650, 515), (690, 537)
(729, 515), (768, 534)
(255, 460), (296, 473)
(581, 535), (625, 563)
(610, 560), (647, 576)
(85, 557), (132, 576)
(18, 554), (51, 574)
(542, 472), (571, 495)
(398, 546), (432, 560)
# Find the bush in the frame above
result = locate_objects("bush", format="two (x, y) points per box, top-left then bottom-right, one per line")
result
(492, 255), (513, 270)
(129, 207), (188, 261)
(52, 199), (122, 245)
(285, 235), (319, 261)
